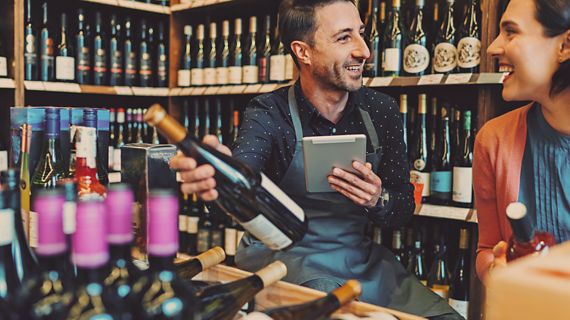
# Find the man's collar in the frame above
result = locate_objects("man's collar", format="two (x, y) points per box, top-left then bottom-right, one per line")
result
(293, 81), (359, 125)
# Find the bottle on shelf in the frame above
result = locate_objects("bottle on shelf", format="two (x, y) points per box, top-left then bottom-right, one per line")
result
(138, 19), (153, 87)
(192, 99), (201, 139)
(82, 109), (109, 185)
(258, 15), (272, 84)
(108, 108), (116, 170)
(19, 125), (32, 239)
(457, 0), (481, 73)
(242, 16), (258, 84)
(113, 107), (126, 172)
(195, 261), (287, 320)
(403, 0), (430, 76)
(93, 12), (107, 86)
(224, 216), (239, 266)
(57, 178), (77, 248)
(364, 0), (381, 78)
(371, 225), (382, 245)
(145, 104), (308, 251)
(175, 246), (226, 280)
(0, 204), (23, 302)
(179, 192), (190, 253)
(197, 205), (213, 254)
(109, 15), (123, 86)
(202, 98), (212, 138)
(408, 238), (427, 285)
(427, 240), (450, 299)
(432, 0), (457, 74)
(76, 9), (91, 85)
(448, 228), (470, 319)
(210, 211), (225, 250)
(409, 94), (431, 203)
(192, 24), (206, 87)
(31, 108), (65, 192)
(402, 227), (415, 267)
(450, 108), (461, 165)
(39, 1), (54, 82)
(214, 98), (224, 143)
(505, 202), (556, 262)
(269, 24), (286, 83)
(217, 20), (231, 86)
(231, 109), (240, 144)
(400, 94), (408, 149)
(156, 21), (168, 87)
(451, 110), (473, 208)
(74, 127), (107, 200)
(381, 0), (404, 77)
(228, 18), (243, 85)
(55, 13), (75, 82)
(24, 0), (37, 81)
(178, 25), (192, 87)
(392, 229), (406, 265)
(187, 193), (201, 255)
(204, 22), (218, 86)
(123, 17), (137, 86)
(430, 107), (452, 204)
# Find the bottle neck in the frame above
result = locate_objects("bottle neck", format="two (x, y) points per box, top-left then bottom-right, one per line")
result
(109, 243), (132, 264)
(149, 255), (175, 272)
(42, 3), (48, 26)
(38, 252), (68, 272)
(77, 265), (107, 285)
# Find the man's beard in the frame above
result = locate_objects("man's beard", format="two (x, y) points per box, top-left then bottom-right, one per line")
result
(313, 62), (362, 92)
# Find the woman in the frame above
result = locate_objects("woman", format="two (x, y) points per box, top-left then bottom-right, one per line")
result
(474, 0), (570, 282)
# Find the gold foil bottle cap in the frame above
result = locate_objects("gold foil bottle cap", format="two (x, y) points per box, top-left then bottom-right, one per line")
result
(332, 280), (362, 306)
(144, 104), (187, 143)
(459, 228), (469, 249)
(399, 94), (408, 114)
(255, 261), (287, 288)
(418, 94), (427, 114)
(196, 246), (226, 269)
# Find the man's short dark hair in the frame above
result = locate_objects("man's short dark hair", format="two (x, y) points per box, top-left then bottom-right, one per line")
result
(278, 0), (356, 67)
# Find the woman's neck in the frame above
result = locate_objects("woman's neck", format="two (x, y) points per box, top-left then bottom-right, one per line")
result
(539, 88), (570, 136)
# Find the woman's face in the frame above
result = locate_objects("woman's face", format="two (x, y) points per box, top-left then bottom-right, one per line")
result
(487, 0), (564, 102)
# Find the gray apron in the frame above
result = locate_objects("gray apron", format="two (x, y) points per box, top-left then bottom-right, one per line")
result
(236, 86), (458, 318)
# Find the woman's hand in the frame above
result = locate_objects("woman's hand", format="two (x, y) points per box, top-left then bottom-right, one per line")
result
(490, 241), (508, 272)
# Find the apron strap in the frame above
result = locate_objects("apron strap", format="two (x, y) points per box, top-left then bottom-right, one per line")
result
(359, 108), (381, 152)
(288, 85), (304, 142)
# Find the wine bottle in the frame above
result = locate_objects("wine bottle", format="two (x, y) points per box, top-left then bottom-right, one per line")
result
(364, 0), (381, 77)
(409, 94), (430, 202)
(242, 16), (258, 84)
(123, 17), (137, 86)
(195, 261), (287, 320)
(134, 109), (144, 144)
(204, 22), (218, 86)
(113, 107), (126, 172)
(197, 205), (213, 254)
(15, 189), (75, 319)
(372, 225), (382, 245)
(179, 192), (190, 253)
(210, 210), (225, 250)
(93, 12), (107, 85)
(400, 94), (408, 149)
(450, 108), (461, 164)
(381, 0), (404, 77)
(39, 1), (54, 82)
(258, 15), (272, 84)
(192, 24), (205, 87)
(228, 18), (243, 85)
(109, 15), (123, 86)
(55, 13), (75, 82)
(448, 228), (470, 319)
(175, 246), (226, 280)
(427, 98), (438, 178)
(392, 229), (406, 265)
(217, 20), (231, 86)
(178, 25), (192, 87)
(139, 19), (153, 87)
(269, 25), (286, 83)
(0, 206), (22, 301)
(402, 227), (414, 267)
(192, 99), (201, 139)
(187, 193), (201, 255)
(31, 108), (65, 191)
(202, 98), (212, 138)
(403, 0), (430, 76)
(245, 280), (361, 320)
(82, 109), (109, 185)
(56, 178), (77, 248)
(75, 9), (91, 84)
(456, 0), (481, 73)
(24, 0), (37, 81)
(452, 110), (473, 208)
(67, 199), (131, 318)
(224, 217), (239, 266)
(145, 104), (307, 251)
(133, 189), (199, 319)
(20, 125), (32, 239)
(126, 108), (135, 143)
(408, 238), (427, 285)
(505, 202), (556, 262)
(231, 109), (240, 143)
(214, 97), (223, 143)
(430, 107), (452, 204)
(432, 0), (457, 74)
(108, 108), (116, 170)
(74, 127), (107, 200)
(156, 21), (168, 87)
(427, 241), (450, 299)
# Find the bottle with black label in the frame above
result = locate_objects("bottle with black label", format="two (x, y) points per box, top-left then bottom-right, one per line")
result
(363, 0), (381, 77)
(409, 94), (431, 202)
(204, 22), (218, 86)
(430, 107), (452, 204)
(228, 18), (243, 85)
(269, 25), (286, 83)
(39, 1), (54, 82)
(109, 15), (123, 86)
(382, 0), (404, 76)
(217, 20), (231, 86)
(93, 12), (107, 86)
(178, 25), (192, 87)
(432, 0), (457, 74)
(123, 17), (137, 86)
(457, 0), (481, 73)
(448, 228), (470, 319)
(452, 110), (473, 208)
(258, 15), (271, 84)
(403, 0), (430, 76)
(55, 13), (75, 82)
(138, 19), (153, 87)
(76, 9), (90, 84)
(192, 24), (205, 87)
(156, 21), (168, 87)
(242, 16), (258, 84)
(24, 0), (37, 80)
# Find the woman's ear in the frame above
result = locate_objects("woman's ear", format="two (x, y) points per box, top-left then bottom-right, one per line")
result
(291, 40), (311, 66)
(559, 30), (570, 63)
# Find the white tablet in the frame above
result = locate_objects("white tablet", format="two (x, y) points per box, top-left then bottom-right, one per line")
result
(302, 134), (367, 193)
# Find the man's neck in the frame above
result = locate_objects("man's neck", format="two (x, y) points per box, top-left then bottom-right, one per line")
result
(299, 74), (350, 124)
(539, 88), (570, 136)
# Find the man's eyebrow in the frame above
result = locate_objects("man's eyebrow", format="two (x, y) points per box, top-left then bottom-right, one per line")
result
(500, 20), (518, 29)
(332, 25), (365, 38)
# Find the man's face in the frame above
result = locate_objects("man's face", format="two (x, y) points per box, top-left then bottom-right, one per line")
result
(307, 2), (370, 92)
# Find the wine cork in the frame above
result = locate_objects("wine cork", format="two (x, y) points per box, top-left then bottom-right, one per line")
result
(144, 104), (187, 143)
(418, 94), (427, 114)
(249, 16), (257, 33)
(255, 261), (287, 288)
(196, 246), (226, 269)
(332, 280), (362, 306)
(459, 228), (469, 249)
(399, 94), (407, 113)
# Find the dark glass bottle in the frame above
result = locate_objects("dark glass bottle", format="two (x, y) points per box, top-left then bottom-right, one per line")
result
(191, 24), (205, 87)
(39, 1), (54, 81)
(408, 238), (427, 285)
(391, 229), (406, 265)
(75, 9), (91, 84)
(432, 0), (457, 74)
(0, 204), (23, 302)
(403, 0), (430, 76)
(123, 17), (137, 86)
(228, 18), (243, 85)
(381, 0), (404, 76)
(138, 19), (153, 87)
(214, 97), (223, 143)
(24, 0), (37, 80)
(176, 246), (226, 280)
(269, 26), (286, 83)
(452, 110), (473, 208)
(430, 107), (452, 204)
(457, 0), (481, 73)
(202, 98), (211, 139)
(178, 25), (192, 87)
(242, 16), (258, 84)
(197, 206), (213, 254)
(145, 104), (308, 251)
(93, 12), (107, 85)
(223, 217), (239, 266)
(217, 20), (231, 86)
(448, 228), (470, 319)
(400, 94), (408, 150)
(204, 22), (218, 86)
(113, 107), (126, 172)
(109, 15), (123, 86)
(427, 241), (450, 299)
(31, 109), (65, 191)
(363, 0), (381, 77)
(258, 15), (272, 84)
(409, 94), (430, 202)
(179, 192), (190, 253)
(55, 13), (75, 82)
(186, 193), (201, 255)
(505, 202), (556, 262)
(156, 21), (168, 87)
(82, 109), (109, 186)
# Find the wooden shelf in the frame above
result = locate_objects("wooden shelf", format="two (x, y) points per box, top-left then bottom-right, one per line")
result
(414, 203), (478, 223)
(0, 78), (15, 89)
(24, 81), (170, 96)
(363, 72), (506, 88)
(170, 0), (232, 12)
(81, 0), (171, 14)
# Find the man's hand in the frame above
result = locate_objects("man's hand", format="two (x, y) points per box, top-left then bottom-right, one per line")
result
(169, 135), (232, 201)
(327, 161), (382, 208)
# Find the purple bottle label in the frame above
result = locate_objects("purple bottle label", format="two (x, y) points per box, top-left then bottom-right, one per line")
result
(147, 190), (179, 257)
(72, 200), (109, 268)
(105, 184), (134, 245)
(35, 191), (67, 256)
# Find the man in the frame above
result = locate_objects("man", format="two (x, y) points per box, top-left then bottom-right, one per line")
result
(171, 0), (461, 318)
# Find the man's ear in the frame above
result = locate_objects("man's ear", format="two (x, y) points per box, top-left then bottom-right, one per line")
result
(291, 40), (311, 66)
(559, 30), (570, 63)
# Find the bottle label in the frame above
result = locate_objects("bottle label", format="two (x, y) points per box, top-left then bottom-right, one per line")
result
(260, 173), (305, 221)
(0, 56), (7, 77)
(237, 230), (245, 245)
(430, 284), (449, 299)
(403, 44), (430, 74)
(29, 210), (38, 248)
(242, 65), (259, 84)
(179, 215), (188, 232)
(78, 47), (90, 72)
(410, 170), (430, 197)
(0, 209), (14, 245)
(204, 68), (217, 85)
(457, 37), (481, 69)
(430, 171), (452, 193)
(216, 67), (230, 85)
(228, 66), (243, 84)
(269, 54), (286, 81)
(158, 55), (167, 81)
(0, 150), (7, 172)
(383, 48), (401, 72)
(108, 146), (114, 169)
(111, 50), (123, 74)
(113, 148), (122, 171)
(224, 228), (237, 255)
(187, 217), (199, 234)
(241, 214), (292, 250)
(433, 42), (457, 73)
(452, 166), (473, 203)
(63, 201), (77, 235)
(449, 298), (469, 318)
(285, 55), (295, 80)
(211, 229), (223, 248)
(94, 49), (106, 73)
(197, 228), (211, 253)
(178, 69), (191, 87)
(25, 34), (37, 64)
(125, 52), (137, 76)
(139, 54), (152, 79)
(191, 69), (205, 86)
(55, 56), (75, 80)
(258, 57), (268, 82)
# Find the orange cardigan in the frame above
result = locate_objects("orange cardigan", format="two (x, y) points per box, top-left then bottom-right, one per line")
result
(473, 103), (532, 281)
